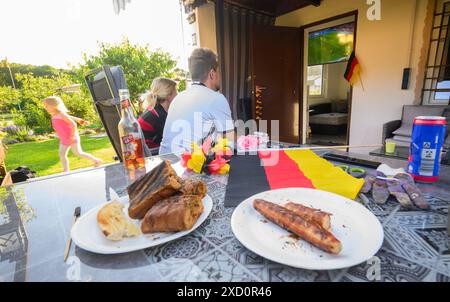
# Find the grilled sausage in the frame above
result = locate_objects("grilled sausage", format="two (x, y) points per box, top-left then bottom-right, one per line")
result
(284, 202), (332, 231)
(253, 199), (342, 254)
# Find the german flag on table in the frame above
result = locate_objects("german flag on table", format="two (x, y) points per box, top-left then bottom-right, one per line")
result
(344, 51), (361, 85)
(224, 150), (364, 207)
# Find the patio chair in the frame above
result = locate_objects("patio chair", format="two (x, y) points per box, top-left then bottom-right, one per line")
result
(84, 65), (153, 162)
(382, 105), (450, 149)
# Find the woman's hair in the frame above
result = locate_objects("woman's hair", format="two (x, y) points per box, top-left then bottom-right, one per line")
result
(43, 96), (69, 113)
(145, 77), (177, 109)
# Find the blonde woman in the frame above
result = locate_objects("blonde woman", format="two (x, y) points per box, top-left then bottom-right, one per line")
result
(43, 96), (102, 172)
(138, 77), (177, 148)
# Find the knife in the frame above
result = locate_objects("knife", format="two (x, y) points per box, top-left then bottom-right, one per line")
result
(64, 207), (81, 262)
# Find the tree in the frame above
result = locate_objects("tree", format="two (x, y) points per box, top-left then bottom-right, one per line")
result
(12, 73), (97, 133)
(0, 86), (21, 113)
(3, 38), (185, 134)
(73, 38), (178, 102)
(0, 60), (67, 88)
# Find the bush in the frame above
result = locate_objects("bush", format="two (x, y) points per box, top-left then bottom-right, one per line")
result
(4, 125), (19, 135)
(10, 73), (97, 134)
(13, 105), (52, 133)
(80, 128), (96, 135)
(4, 38), (185, 135)
(0, 130), (7, 140)
(0, 86), (21, 113)
(4, 125), (31, 142)
(3, 138), (19, 145)
(24, 135), (38, 142)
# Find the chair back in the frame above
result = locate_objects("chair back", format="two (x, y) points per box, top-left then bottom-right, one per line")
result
(84, 65), (151, 161)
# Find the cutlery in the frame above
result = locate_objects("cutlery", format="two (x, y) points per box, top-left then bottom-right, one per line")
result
(64, 207), (81, 262)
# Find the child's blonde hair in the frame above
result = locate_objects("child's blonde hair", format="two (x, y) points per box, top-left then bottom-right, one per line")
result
(144, 77), (177, 108)
(43, 96), (69, 113)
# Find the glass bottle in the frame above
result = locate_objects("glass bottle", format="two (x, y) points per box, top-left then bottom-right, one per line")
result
(118, 89), (145, 170)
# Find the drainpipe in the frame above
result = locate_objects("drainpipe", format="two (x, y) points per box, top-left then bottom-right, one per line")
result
(402, 0), (418, 91)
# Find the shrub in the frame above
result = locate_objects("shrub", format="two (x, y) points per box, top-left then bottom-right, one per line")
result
(4, 125), (32, 142)
(0, 130), (7, 140)
(4, 125), (19, 135)
(24, 135), (38, 142)
(3, 138), (19, 145)
(80, 129), (96, 135)
(0, 86), (21, 113)
(10, 73), (97, 134)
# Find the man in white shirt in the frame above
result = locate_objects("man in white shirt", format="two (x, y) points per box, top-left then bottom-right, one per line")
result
(159, 48), (235, 154)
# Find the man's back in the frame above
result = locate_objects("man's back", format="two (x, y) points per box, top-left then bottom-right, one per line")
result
(159, 84), (233, 154)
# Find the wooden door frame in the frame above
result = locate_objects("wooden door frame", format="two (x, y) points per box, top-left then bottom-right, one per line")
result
(298, 10), (359, 146)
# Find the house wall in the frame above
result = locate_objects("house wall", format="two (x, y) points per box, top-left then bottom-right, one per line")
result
(196, 2), (218, 53)
(276, 0), (434, 151)
(180, 2), (217, 66)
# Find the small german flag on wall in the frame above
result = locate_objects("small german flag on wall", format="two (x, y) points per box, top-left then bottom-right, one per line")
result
(344, 51), (361, 85)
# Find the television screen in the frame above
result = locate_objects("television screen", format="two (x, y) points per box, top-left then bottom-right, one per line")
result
(308, 22), (355, 66)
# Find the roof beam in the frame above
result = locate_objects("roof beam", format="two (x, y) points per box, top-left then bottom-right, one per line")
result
(275, 0), (322, 16)
(306, 0), (321, 7)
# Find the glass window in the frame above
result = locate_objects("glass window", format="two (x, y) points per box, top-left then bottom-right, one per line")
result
(435, 80), (450, 100)
(308, 65), (324, 96)
(422, 1), (450, 104)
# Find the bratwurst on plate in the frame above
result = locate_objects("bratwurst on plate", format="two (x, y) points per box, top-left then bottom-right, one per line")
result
(284, 202), (332, 231)
(253, 199), (342, 254)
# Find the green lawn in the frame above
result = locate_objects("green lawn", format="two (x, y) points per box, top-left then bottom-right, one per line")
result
(5, 135), (117, 177)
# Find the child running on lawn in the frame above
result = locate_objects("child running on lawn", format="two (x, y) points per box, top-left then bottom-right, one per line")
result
(43, 96), (102, 172)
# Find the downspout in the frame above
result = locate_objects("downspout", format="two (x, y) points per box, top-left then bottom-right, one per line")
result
(416, 0), (437, 104)
(214, 0), (226, 95)
(402, 0), (418, 92)
(407, 0), (418, 68)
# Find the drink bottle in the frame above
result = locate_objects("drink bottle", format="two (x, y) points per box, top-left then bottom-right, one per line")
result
(118, 89), (145, 170)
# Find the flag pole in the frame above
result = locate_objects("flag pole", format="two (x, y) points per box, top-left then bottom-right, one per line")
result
(358, 73), (365, 92)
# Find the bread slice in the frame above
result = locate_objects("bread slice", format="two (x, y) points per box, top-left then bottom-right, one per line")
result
(97, 201), (140, 241)
(127, 160), (182, 219)
(141, 195), (204, 233)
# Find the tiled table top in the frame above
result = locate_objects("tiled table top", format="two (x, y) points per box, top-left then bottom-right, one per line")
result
(0, 150), (449, 282)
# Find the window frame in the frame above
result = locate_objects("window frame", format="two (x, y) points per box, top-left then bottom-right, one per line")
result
(422, 0), (450, 105)
(307, 64), (328, 99)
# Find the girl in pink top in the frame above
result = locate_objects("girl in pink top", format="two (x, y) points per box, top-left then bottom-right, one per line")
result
(43, 96), (102, 172)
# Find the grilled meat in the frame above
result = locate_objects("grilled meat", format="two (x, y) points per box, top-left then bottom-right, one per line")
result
(141, 195), (204, 233)
(127, 160), (182, 219)
(254, 199), (342, 254)
(284, 202), (332, 231)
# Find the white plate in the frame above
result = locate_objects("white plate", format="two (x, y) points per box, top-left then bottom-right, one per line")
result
(231, 188), (384, 270)
(71, 194), (212, 254)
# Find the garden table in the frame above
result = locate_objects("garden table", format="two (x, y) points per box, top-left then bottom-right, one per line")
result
(0, 148), (449, 282)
